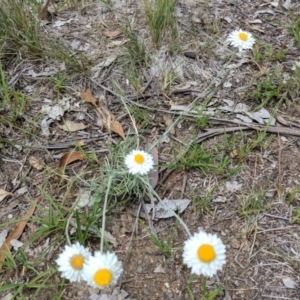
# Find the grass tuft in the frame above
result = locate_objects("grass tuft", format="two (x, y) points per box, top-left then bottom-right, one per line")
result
(0, 61), (31, 124)
(0, 0), (88, 71)
(289, 17), (300, 48)
(144, 0), (178, 49)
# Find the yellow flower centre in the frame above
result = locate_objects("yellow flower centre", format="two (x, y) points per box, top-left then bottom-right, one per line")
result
(197, 244), (216, 263)
(238, 32), (248, 41)
(134, 154), (145, 164)
(93, 269), (112, 286)
(70, 254), (84, 270)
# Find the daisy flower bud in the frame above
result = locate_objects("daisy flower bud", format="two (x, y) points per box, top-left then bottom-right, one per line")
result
(56, 242), (91, 282)
(227, 29), (255, 52)
(124, 150), (154, 175)
(183, 231), (226, 277)
(83, 251), (123, 289)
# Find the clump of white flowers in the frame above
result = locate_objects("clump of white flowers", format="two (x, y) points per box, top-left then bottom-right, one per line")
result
(56, 243), (123, 288)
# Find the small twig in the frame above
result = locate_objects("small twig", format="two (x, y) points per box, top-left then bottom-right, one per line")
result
(233, 277), (247, 282)
(261, 295), (294, 300)
(253, 155), (257, 185)
(38, 0), (52, 20)
(256, 226), (297, 234)
(225, 288), (259, 291)
(10, 151), (32, 194)
(1, 158), (23, 166)
(277, 132), (284, 202)
(92, 73), (228, 103)
(291, 122), (300, 129)
(289, 205), (293, 224)
(1, 134), (111, 150)
(141, 71), (153, 94)
(181, 174), (187, 199)
(240, 262), (288, 276)
(234, 253), (245, 268)
(142, 70), (159, 96)
(262, 213), (289, 221)
(210, 212), (236, 227)
(248, 227), (257, 261)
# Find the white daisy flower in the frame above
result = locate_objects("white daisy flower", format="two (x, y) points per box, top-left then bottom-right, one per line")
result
(227, 29), (255, 52)
(56, 242), (91, 282)
(183, 231), (226, 277)
(83, 251), (123, 289)
(124, 149), (154, 175)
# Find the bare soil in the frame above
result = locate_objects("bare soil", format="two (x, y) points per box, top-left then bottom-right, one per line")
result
(1, 0), (300, 299)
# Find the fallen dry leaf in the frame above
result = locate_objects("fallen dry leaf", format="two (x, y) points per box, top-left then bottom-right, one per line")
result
(103, 30), (122, 38)
(276, 115), (290, 126)
(81, 89), (97, 106)
(154, 264), (166, 274)
(110, 117), (125, 140)
(230, 149), (239, 159)
(225, 181), (242, 192)
(144, 199), (191, 219)
(0, 189), (13, 202)
(77, 140), (85, 146)
(81, 89), (125, 139)
(59, 151), (86, 168)
(0, 202), (36, 269)
(58, 120), (89, 132)
(41, 97), (70, 120)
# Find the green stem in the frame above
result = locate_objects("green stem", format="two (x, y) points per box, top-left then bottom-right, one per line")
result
(186, 274), (196, 300)
(202, 276), (207, 298)
(65, 189), (83, 246)
(100, 175), (113, 253)
(65, 211), (74, 246)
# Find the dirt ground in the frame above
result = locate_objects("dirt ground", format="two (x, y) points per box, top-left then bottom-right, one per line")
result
(1, 0), (300, 299)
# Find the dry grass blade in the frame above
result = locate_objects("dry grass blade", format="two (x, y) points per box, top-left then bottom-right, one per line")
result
(0, 189), (14, 202)
(0, 202), (36, 269)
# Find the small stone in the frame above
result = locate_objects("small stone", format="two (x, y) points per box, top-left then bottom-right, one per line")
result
(136, 266), (143, 273)
(154, 264), (166, 273)
(282, 277), (297, 288)
(224, 16), (232, 23)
